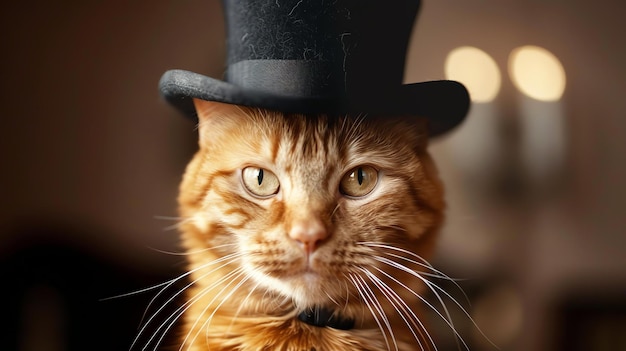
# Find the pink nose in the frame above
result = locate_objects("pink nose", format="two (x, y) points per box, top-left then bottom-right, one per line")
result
(288, 218), (329, 254)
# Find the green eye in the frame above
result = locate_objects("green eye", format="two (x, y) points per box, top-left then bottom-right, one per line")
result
(242, 167), (280, 197)
(339, 166), (378, 197)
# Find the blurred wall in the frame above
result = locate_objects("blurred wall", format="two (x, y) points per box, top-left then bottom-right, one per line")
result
(0, 1), (224, 349)
(1, 1), (625, 350)
(1, 0), (225, 264)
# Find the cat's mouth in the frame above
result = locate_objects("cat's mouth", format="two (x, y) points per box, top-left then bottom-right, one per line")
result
(296, 306), (355, 330)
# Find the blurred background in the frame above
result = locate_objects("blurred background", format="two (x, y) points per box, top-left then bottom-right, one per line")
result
(1, 0), (624, 350)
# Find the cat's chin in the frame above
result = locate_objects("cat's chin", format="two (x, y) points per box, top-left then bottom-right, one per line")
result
(282, 272), (327, 301)
(248, 267), (341, 308)
(291, 270), (324, 287)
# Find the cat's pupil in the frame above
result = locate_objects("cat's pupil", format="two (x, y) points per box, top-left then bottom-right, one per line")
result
(357, 167), (364, 185)
(258, 168), (264, 185)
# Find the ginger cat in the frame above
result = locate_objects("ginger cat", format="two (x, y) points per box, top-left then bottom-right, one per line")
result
(144, 98), (452, 351)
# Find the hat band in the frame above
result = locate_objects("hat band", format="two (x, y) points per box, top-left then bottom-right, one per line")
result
(225, 60), (345, 98)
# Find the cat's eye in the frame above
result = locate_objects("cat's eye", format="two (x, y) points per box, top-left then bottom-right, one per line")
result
(339, 165), (378, 197)
(242, 167), (280, 197)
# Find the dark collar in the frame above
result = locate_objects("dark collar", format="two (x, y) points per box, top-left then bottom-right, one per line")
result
(297, 307), (355, 330)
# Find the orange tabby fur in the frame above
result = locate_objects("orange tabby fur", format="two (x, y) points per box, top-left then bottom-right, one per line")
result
(175, 99), (445, 351)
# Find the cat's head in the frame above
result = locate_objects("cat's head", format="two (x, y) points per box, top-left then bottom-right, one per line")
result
(179, 98), (444, 316)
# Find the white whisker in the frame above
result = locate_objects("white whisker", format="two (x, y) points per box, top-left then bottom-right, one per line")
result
(359, 267), (435, 351)
(151, 266), (245, 351)
(359, 242), (470, 302)
(132, 252), (244, 350)
(330, 203), (341, 219)
(348, 273), (397, 351)
(372, 259), (471, 351)
(384, 252), (469, 303)
(153, 215), (194, 232)
(376, 252), (498, 349)
(202, 273), (252, 346)
(135, 252), (244, 339)
(148, 242), (238, 257)
(225, 278), (263, 336)
(325, 288), (341, 308)
(147, 247), (204, 256)
(100, 280), (173, 302)
(380, 225), (408, 233)
(358, 242), (430, 267)
(182, 268), (248, 350)
(424, 277), (499, 350)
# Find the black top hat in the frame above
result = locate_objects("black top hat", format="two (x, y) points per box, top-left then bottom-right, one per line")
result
(159, 0), (470, 136)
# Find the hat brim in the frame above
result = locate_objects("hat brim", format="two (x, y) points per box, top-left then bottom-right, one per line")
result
(159, 69), (469, 137)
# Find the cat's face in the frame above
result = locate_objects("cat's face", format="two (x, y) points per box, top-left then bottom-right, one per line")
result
(179, 99), (444, 325)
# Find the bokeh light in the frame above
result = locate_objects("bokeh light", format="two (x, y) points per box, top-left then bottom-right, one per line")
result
(509, 45), (566, 101)
(445, 46), (501, 103)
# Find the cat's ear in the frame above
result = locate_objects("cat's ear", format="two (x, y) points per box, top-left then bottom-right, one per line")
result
(192, 98), (243, 146)
(193, 98), (243, 122)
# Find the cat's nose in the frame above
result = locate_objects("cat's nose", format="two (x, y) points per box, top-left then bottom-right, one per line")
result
(289, 218), (329, 254)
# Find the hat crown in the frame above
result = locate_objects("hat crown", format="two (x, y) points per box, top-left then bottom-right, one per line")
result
(222, 0), (420, 96)
(159, 0), (469, 137)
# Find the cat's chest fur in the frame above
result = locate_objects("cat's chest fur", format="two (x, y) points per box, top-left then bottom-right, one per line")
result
(174, 99), (444, 351)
